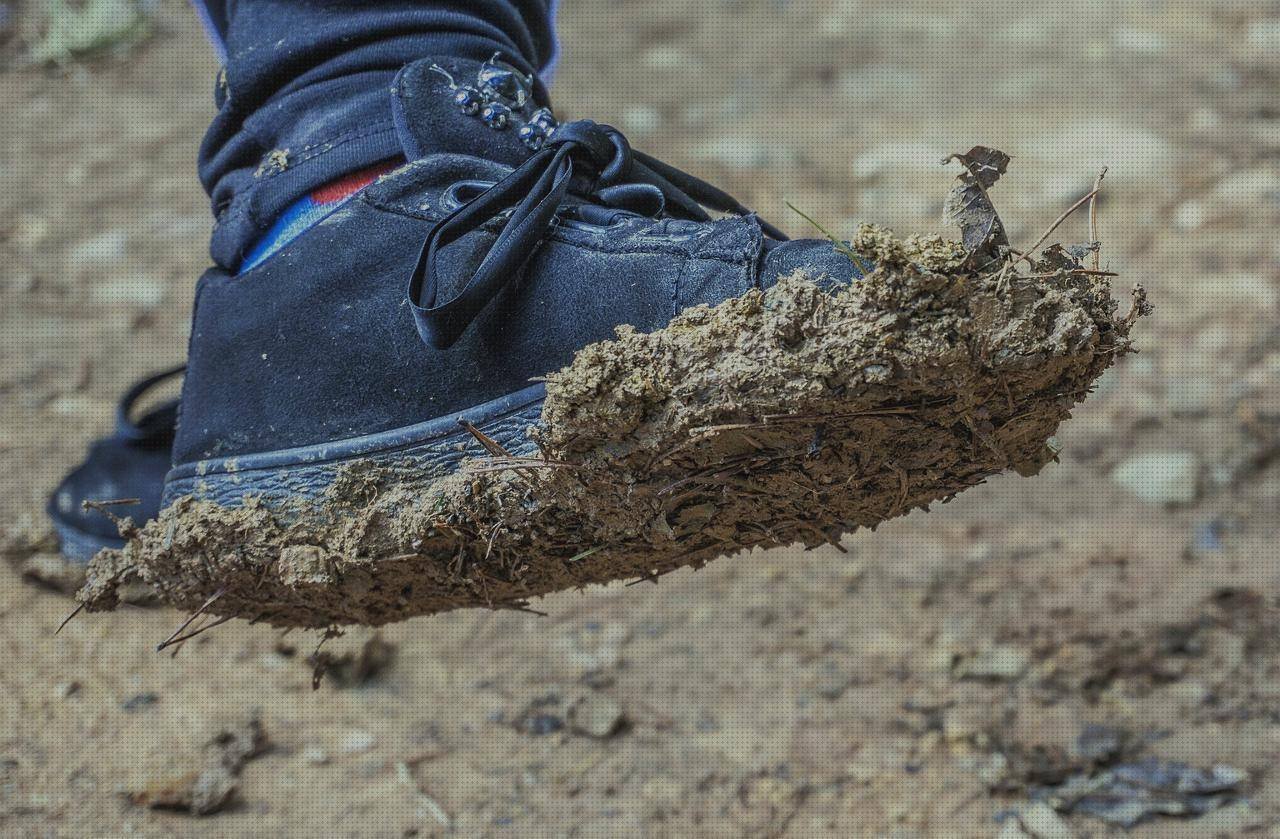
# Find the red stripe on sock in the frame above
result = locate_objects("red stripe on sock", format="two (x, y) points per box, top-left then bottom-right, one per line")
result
(311, 159), (402, 204)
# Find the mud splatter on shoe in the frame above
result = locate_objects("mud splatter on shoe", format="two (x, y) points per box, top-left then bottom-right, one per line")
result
(78, 60), (1143, 628)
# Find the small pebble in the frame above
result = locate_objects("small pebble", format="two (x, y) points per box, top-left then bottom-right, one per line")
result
(979, 752), (1010, 787)
(67, 230), (128, 269)
(1192, 519), (1225, 552)
(814, 665), (856, 701)
(90, 275), (166, 308)
(520, 712), (564, 737)
(1247, 19), (1280, 51)
(642, 45), (693, 69)
(570, 693), (624, 739)
(121, 692), (159, 712)
(956, 644), (1030, 681)
(1111, 451), (1200, 505)
(852, 142), (945, 180)
(1165, 376), (1219, 416)
(301, 745), (329, 766)
(942, 705), (986, 744)
(340, 729), (376, 754)
(694, 136), (771, 171)
(1020, 801), (1075, 839)
(997, 820), (1032, 839)
(1111, 27), (1167, 54)
(1074, 724), (1128, 763)
(1173, 200), (1207, 231)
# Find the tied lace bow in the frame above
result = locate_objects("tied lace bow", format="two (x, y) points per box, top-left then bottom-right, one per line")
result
(408, 119), (786, 349)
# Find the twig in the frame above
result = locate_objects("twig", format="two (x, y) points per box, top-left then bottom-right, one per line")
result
(467, 458), (581, 475)
(167, 613), (208, 657)
(458, 420), (513, 458)
(82, 498), (141, 510)
(458, 420), (539, 485)
(81, 497), (141, 529)
(1122, 283), (1152, 327)
(55, 602), (85, 635)
(156, 613), (233, 650)
(309, 626), (347, 689)
(1018, 185), (1102, 265)
(1025, 269), (1117, 280)
(483, 521), (501, 562)
(994, 260), (1013, 294)
(761, 401), (949, 423)
(156, 587), (226, 651)
(1089, 167), (1107, 270)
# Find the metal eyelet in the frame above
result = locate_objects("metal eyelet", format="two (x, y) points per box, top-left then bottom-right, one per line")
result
(481, 102), (512, 130)
(432, 57), (557, 148)
(453, 87), (482, 116)
(518, 123), (547, 150)
(440, 179), (498, 212)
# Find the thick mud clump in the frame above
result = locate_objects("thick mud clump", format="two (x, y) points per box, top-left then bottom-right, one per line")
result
(79, 255), (1143, 628)
(78, 150), (1147, 628)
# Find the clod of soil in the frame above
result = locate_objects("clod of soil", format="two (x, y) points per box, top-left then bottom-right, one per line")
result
(127, 714), (268, 816)
(79, 158), (1145, 630)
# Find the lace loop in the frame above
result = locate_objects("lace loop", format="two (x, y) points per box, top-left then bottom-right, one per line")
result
(408, 120), (786, 350)
(550, 120), (623, 177)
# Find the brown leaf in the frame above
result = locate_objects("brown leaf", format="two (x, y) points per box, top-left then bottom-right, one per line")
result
(942, 146), (1011, 263)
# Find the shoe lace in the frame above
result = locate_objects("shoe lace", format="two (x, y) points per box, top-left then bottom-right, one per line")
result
(407, 119), (787, 349)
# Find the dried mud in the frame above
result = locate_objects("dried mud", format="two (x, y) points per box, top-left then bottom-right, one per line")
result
(80, 234), (1140, 628)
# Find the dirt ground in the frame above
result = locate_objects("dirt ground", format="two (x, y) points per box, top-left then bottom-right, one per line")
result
(2, 0), (1279, 836)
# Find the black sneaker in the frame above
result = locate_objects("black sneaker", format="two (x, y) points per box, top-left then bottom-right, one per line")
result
(83, 58), (1124, 628)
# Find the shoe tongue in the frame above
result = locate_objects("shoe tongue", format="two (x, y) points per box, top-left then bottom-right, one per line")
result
(392, 57), (549, 167)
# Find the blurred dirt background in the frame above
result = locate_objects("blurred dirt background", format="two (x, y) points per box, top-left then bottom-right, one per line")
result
(3, 0), (1280, 836)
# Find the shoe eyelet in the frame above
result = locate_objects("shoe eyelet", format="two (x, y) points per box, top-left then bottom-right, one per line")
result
(556, 217), (632, 234)
(637, 219), (706, 242)
(555, 205), (642, 233)
(440, 179), (498, 212)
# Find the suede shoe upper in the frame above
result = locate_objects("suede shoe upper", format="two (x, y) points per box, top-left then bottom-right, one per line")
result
(172, 56), (863, 466)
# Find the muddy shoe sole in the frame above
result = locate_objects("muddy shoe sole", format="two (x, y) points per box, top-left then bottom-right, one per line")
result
(80, 246), (1142, 628)
(162, 385), (547, 509)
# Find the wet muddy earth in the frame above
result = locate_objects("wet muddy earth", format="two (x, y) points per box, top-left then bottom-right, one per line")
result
(3, 1), (1280, 836)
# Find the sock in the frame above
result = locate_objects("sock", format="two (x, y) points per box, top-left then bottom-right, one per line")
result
(239, 159), (403, 274)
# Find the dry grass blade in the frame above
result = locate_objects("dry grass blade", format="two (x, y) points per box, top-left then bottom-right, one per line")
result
(785, 202), (872, 273)
(156, 587), (227, 651)
(1089, 167), (1108, 270)
(81, 498), (141, 510)
(467, 457), (581, 475)
(54, 602), (86, 635)
(458, 420), (544, 486)
(457, 420), (514, 458)
(566, 546), (602, 563)
(155, 613), (234, 651)
(1018, 185), (1102, 264)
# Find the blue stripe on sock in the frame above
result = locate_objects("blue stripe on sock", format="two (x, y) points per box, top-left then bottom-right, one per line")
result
(239, 196), (328, 273)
